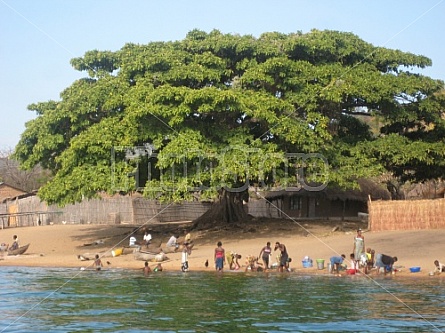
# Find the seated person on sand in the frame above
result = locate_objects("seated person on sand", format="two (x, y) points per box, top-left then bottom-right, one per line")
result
(9, 235), (19, 251)
(129, 235), (139, 248)
(434, 260), (445, 274)
(375, 253), (398, 274)
(166, 235), (179, 248)
(162, 235), (179, 253)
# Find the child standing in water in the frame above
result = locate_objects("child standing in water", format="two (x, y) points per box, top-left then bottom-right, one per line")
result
(143, 261), (152, 275)
(94, 254), (103, 271)
(214, 241), (225, 271)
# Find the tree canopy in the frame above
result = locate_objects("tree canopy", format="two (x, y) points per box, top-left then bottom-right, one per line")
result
(14, 29), (445, 206)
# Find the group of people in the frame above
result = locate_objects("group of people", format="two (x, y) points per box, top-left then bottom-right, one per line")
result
(79, 224), (444, 276)
(330, 228), (398, 275)
(214, 240), (291, 272)
(129, 230), (153, 248)
(144, 229), (193, 273)
(90, 225), (445, 276)
(211, 229), (397, 275)
(130, 226), (445, 276)
(76, 223), (195, 273)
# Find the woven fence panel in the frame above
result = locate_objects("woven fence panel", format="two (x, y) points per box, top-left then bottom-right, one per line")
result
(0, 196), (211, 227)
(369, 198), (445, 231)
(132, 198), (211, 224)
(0, 196), (51, 227)
(248, 199), (283, 218)
(14, 196), (49, 227)
(47, 197), (134, 225)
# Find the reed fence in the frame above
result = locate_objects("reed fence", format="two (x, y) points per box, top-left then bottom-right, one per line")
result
(368, 198), (445, 231)
(0, 196), (211, 228)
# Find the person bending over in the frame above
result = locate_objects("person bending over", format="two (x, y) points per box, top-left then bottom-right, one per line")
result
(330, 254), (346, 274)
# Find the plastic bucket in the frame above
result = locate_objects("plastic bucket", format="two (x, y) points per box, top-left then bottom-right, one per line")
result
(112, 248), (123, 257)
(302, 260), (313, 268)
(327, 263), (332, 272)
(316, 259), (325, 270)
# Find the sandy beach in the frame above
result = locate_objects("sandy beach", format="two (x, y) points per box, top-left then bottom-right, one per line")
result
(1, 219), (444, 277)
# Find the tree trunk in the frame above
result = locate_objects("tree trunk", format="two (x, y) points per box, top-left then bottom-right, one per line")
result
(192, 189), (249, 230)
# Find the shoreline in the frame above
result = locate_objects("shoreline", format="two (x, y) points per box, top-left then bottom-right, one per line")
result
(1, 224), (445, 279)
(1, 260), (442, 281)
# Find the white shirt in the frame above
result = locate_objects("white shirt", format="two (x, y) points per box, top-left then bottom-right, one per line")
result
(143, 233), (152, 242)
(166, 236), (177, 247)
(350, 260), (358, 270)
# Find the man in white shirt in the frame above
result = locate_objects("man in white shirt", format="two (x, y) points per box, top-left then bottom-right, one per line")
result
(143, 231), (152, 246)
(166, 235), (179, 248)
(129, 236), (137, 247)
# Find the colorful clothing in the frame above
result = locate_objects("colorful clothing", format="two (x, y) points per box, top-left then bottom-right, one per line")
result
(260, 245), (272, 268)
(215, 257), (224, 270)
(226, 252), (234, 267)
(262, 247), (271, 258)
(215, 247), (225, 270)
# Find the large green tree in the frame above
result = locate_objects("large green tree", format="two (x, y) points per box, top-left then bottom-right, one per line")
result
(14, 29), (445, 223)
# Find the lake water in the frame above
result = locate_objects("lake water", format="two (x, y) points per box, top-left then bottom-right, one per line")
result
(1, 266), (444, 333)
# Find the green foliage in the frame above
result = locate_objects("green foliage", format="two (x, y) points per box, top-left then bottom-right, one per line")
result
(13, 29), (445, 205)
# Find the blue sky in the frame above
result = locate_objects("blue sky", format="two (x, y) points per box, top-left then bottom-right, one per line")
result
(1, 0), (444, 151)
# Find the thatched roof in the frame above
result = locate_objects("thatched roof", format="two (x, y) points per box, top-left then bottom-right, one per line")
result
(265, 179), (391, 202)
